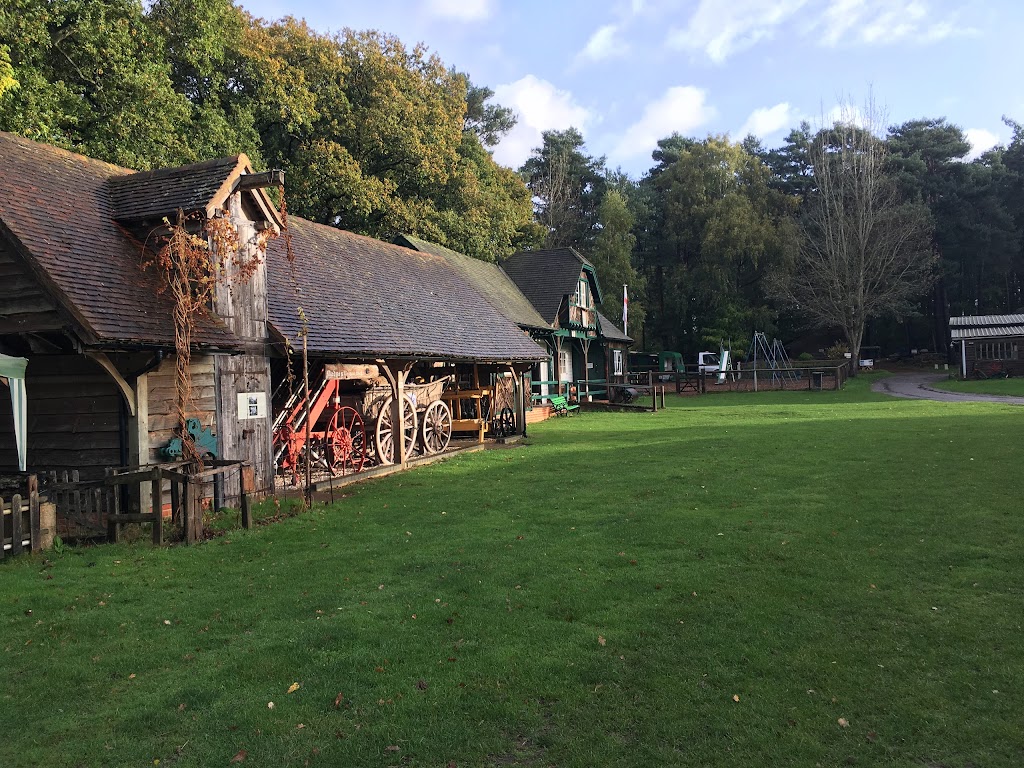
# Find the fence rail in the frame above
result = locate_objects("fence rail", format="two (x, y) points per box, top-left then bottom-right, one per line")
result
(1, 474), (41, 558)
(39, 461), (253, 546)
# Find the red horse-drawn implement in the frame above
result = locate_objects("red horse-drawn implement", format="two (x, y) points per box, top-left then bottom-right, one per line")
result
(273, 364), (454, 484)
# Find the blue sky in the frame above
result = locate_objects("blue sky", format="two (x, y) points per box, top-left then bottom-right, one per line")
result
(238, 0), (1024, 177)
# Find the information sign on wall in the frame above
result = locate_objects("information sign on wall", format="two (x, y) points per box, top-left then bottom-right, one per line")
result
(237, 391), (267, 420)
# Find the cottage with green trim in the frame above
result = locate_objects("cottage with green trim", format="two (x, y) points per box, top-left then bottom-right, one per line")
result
(501, 248), (632, 402)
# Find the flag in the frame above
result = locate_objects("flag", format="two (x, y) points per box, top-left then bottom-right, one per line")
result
(622, 284), (628, 332)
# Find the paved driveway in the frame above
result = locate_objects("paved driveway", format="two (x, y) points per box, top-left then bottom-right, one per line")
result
(871, 372), (1024, 405)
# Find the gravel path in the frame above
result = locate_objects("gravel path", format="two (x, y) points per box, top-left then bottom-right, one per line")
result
(871, 372), (1024, 405)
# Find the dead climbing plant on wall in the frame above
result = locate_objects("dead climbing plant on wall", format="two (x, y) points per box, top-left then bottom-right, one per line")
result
(144, 208), (274, 463)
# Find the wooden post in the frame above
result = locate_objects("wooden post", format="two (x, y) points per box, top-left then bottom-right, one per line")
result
(181, 476), (191, 544)
(649, 371), (656, 412)
(170, 478), (180, 527)
(107, 467), (121, 543)
(151, 467), (163, 545)
(11, 493), (22, 555)
(28, 475), (40, 553)
(660, 385), (666, 409)
(240, 465), (254, 529)
(0, 496), (5, 560)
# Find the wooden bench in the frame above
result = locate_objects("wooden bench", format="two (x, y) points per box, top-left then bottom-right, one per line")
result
(549, 394), (580, 416)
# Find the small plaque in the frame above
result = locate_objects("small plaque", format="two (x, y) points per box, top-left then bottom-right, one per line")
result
(238, 391), (267, 420)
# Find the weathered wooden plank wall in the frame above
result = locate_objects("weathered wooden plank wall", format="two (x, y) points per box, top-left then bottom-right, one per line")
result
(0, 355), (121, 479)
(145, 355), (217, 464)
(212, 192), (274, 500)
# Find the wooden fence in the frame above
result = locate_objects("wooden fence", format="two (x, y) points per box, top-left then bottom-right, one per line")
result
(40, 461), (253, 546)
(1, 474), (41, 558)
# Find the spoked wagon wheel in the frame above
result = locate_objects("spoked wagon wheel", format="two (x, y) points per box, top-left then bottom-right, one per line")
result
(420, 399), (452, 454)
(492, 407), (516, 438)
(327, 406), (366, 474)
(374, 394), (418, 465)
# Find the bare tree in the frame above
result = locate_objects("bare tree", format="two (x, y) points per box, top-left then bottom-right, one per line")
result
(774, 102), (935, 375)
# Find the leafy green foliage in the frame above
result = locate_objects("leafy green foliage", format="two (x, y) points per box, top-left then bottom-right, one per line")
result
(0, 0), (533, 259)
(592, 189), (643, 333)
(520, 127), (608, 251)
(640, 136), (797, 354)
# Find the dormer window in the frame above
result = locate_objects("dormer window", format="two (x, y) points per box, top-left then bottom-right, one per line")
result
(576, 277), (590, 308)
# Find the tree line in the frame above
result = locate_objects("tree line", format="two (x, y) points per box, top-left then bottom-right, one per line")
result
(2, 1), (1022, 367)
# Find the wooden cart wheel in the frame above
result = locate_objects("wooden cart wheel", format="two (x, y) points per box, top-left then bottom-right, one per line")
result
(327, 406), (366, 474)
(420, 399), (452, 454)
(492, 406), (516, 438)
(374, 394), (418, 465)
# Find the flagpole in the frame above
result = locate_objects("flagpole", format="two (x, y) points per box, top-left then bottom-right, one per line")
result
(623, 284), (628, 334)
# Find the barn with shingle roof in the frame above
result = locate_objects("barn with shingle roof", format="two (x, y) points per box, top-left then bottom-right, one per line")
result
(0, 133), (546, 533)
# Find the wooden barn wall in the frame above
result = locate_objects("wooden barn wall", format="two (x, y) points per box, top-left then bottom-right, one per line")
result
(0, 355), (121, 479)
(0, 236), (63, 335)
(216, 354), (273, 498)
(145, 355), (217, 464)
(212, 191), (274, 500)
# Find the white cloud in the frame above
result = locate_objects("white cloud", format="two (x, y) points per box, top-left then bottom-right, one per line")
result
(424, 0), (493, 22)
(815, 0), (970, 46)
(577, 24), (630, 63)
(965, 128), (1000, 160)
(666, 0), (809, 63)
(738, 103), (796, 139)
(492, 75), (592, 169)
(611, 86), (716, 161)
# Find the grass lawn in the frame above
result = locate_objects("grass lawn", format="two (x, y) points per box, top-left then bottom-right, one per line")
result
(3, 374), (1024, 767)
(929, 376), (1024, 397)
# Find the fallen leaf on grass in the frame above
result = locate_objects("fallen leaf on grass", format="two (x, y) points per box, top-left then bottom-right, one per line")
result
(385, 745), (400, 753)
(333, 692), (344, 709)
(287, 682), (301, 694)
(267, 702), (275, 709)
(229, 749), (247, 763)
(416, 679), (429, 690)
(866, 730), (877, 743)
(295, 723), (305, 729)
(732, 695), (740, 703)
(838, 717), (850, 728)
(597, 636), (606, 646)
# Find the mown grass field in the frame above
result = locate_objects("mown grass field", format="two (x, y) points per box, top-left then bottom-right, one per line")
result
(930, 376), (1024, 397)
(3, 375), (1023, 767)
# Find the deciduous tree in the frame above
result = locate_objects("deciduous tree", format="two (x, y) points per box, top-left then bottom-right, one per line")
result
(773, 106), (935, 374)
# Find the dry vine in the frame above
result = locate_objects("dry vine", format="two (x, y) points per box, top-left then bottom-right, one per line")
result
(145, 208), (272, 464)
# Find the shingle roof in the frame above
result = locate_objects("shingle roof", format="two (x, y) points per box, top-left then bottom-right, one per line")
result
(266, 219), (548, 362)
(949, 314), (1024, 328)
(949, 314), (1024, 341)
(108, 156), (244, 223)
(596, 311), (632, 343)
(0, 132), (237, 349)
(501, 247), (596, 323)
(395, 234), (551, 332)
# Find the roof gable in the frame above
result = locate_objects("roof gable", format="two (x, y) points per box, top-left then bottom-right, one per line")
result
(266, 221), (547, 362)
(501, 247), (603, 323)
(108, 154), (283, 233)
(395, 234), (551, 332)
(0, 132), (237, 349)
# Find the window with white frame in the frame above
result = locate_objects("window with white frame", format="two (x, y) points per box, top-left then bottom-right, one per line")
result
(613, 349), (623, 376)
(576, 277), (589, 308)
(977, 341), (1018, 361)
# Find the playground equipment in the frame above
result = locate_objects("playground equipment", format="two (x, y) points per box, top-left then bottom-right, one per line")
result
(745, 332), (798, 387)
